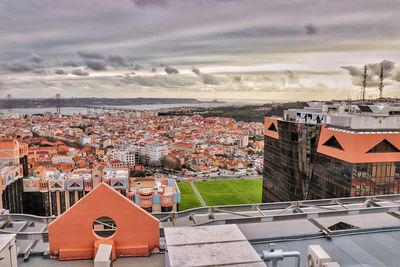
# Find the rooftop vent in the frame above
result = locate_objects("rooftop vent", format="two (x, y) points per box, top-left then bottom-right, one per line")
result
(327, 221), (359, 231)
(357, 105), (372, 113)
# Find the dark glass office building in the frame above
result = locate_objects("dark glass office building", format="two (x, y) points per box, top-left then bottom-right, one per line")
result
(263, 105), (400, 202)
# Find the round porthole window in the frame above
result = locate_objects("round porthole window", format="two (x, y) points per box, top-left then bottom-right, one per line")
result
(92, 216), (117, 238)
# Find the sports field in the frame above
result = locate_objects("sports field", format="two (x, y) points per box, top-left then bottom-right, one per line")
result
(177, 181), (202, 210)
(194, 179), (262, 206)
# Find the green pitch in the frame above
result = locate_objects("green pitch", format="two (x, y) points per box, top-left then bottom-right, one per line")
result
(177, 181), (202, 211)
(194, 179), (262, 206)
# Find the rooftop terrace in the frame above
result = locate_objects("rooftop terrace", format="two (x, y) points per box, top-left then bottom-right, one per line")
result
(1, 193), (400, 266)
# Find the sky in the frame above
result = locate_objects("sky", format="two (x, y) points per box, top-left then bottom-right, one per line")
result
(0, 0), (400, 101)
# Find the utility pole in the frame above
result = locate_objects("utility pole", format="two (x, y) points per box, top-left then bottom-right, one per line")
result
(361, 65), (368, 103)
(379, 64), (384, 99)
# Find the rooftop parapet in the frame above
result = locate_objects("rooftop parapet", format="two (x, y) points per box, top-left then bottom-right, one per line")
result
(280, 102), (400, 130)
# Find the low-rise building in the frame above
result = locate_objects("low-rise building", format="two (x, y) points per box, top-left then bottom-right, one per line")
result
(22, 165), (180, 216)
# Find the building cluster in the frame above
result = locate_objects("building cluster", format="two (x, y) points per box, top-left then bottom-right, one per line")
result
(0, 136), (180, 216)
(0, 110), (262, 216)
(263, 101), (400, 202)
(0, 111), (263, 174)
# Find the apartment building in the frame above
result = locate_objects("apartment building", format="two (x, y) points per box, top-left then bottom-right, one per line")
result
(22, 165), (180, 216)
(0, 139), (28, 213)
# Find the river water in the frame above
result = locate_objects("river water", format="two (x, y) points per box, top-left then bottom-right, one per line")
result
(0, 99), (271, 115)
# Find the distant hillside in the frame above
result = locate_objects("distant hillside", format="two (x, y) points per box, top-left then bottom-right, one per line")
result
(201, 102), (307, 122)
(0, 97), (204, 109)
(159, 101), (308, 123)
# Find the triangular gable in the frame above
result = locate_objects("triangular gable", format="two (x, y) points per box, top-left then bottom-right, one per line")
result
(367, 139), (400, 153)
(48, 183), (159, 260)
(52, 182), (63, 188)
(113, 180), (124, 187)
(267, 123), (278, 132)
(322, 135), (344, 151)
(70, 182), (81, 188)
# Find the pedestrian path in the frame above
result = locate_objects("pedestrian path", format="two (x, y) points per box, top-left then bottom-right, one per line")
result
(190, 182), (207, 207)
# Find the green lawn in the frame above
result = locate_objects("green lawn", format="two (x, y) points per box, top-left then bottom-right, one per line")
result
(194, 179), (262, 206)
(177, 181), (202, 211)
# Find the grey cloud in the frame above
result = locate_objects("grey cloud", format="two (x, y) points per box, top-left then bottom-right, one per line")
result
(71, 68), (90, 76)
(371, 60), (396, 76)
(3, 60), (36, 72)
(192, 67), (201, 75)
(1, 0), (400, 69)
(84, 59), (107, 70)
(32, 69), (47, 74)
(393, 70), (400, 82)
(120, 74), (196, 87)
(62, 60), (80, 67)
(28, 53), (43, 64)
(133, 64), (144, 70)
(201, 73), (220, 85)
(305, 24), (318, 35)
(233, 76), (242, 83)
(151, 67), (157, 73)
(132, 0), (167, 7)
(0, 69), (353, 99)
(0, 81), (8, 91)
(77, 51), (106, 60)
(285, 70), (300, 83)
(342, 60), (398, 87)
(165, 66), (179, 74)
(55, 69), (67, 75)
(107, 54), (130, 67)
(192, 66), (220, 85)
(341, 66), (362, 77)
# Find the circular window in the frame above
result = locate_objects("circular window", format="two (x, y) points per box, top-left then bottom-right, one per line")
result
(92, 216), (117, 238)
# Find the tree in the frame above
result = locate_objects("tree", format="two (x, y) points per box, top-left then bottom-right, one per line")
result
(160, 156), (182, 171)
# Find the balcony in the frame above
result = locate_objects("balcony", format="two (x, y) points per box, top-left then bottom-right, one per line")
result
(39, 180), (49, 193)
(139, 193), (153, 208)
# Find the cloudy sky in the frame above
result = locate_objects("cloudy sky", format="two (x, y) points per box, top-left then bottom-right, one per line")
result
(1, 0), (400, 101)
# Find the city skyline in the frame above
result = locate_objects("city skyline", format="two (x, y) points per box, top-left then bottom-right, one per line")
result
(2, 2), (400, 266)
(1, 0), (400, 100)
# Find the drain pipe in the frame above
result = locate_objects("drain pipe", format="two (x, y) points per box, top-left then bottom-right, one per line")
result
(259, 243), (300, 267)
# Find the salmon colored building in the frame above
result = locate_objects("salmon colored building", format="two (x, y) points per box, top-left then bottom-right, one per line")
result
(263, 102), (400, 202)
(48, 182), (160, 261)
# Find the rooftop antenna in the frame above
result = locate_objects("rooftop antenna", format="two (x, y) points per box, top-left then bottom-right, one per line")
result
(379, 64), (384, 99)
(56, 93), (61, 116)
(361, 65), (368, 103)
(7, 94), (12, 113)
(347, 94), (352, 114)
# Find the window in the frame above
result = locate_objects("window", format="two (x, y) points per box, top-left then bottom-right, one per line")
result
(367, 139), (400, 153)
(322, 136), (344, 151)
(267, 123), (278, 132)
(92, 216), (117, 238)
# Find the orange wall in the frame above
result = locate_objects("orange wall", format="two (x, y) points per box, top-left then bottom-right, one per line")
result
(264, 117), (279, 139)
(317, 126), (400, 163)
(48, 183), (160, 260)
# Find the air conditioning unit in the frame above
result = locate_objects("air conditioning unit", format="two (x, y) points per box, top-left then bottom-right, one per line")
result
(307, 245), (332, 267)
